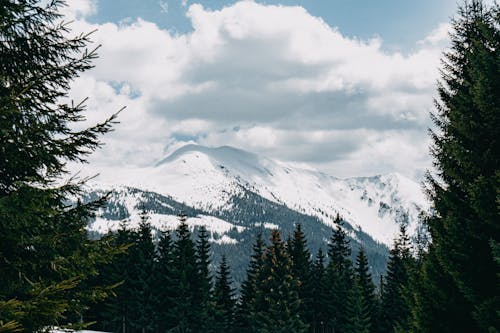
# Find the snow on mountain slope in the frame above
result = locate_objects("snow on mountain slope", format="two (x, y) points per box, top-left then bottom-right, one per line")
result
(90, 144), (428, 246)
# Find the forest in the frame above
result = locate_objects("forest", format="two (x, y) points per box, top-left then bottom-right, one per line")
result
(0, 0), (498, 332)
(84, 212), (415, 333)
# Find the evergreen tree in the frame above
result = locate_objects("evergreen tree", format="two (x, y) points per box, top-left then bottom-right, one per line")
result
(170, 214), (202, 332)
(310, 248), (328, 333)
(212, 255), (236, 333)
(324, 214), (354, 333)
(288, 224), (313, 326)
(128, 209), (156, 333)
(406, 246), (476, 333)
(345, 279), (371, 333)
(236, 232), (266, 333)
(379, 225), (412, 333)
(154, 229), (175, 332)
(196, 225), (212, 331)
(254, 230), (308, 333)
(88, 224), (134, 333)
(354, 249), (377, 333)
(0, 1), (120, 330)
(411, 1), (499, 331)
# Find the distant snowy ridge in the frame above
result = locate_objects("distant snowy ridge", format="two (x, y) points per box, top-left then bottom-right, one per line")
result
(88, 144), (428, 246)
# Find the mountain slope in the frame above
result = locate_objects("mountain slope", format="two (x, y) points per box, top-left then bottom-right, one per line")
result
(91, 144), (427, 246)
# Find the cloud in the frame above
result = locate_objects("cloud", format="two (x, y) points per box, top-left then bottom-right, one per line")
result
(61, 0), (97, 19)
(67, 1), (448, 180)
(159, 0), (169, 14)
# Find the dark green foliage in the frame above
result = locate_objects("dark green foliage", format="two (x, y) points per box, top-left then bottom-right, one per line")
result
(169, 216), (204, 332)
(254, 230), (308, 333)
(345, 279), (371, 333)
(410, 1), (500, 331)
(406, 247), (477, 333)
(309, 248), (328, 333)
(154, 229), (175, 332)
(128, 210), (156, 332)
(86, 224), (133, 333)
(354, 249), (377, 332)
(0, 0), (119, 330)
(288, 224), (313, 325)
(211, 255), (236, 333)
(324, 215), (354, 333)
(379, 226), (413, 333)
(236, 232), (266, 333)
(196, 225), (213, 330)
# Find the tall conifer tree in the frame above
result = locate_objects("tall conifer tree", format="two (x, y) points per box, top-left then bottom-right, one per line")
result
(128, 209), (156, 333)
(379, 226), (412, 333)
(288, 224), (313, 325)
(170, 214), (201, 332)
(354, 249), (377, 333)
(410, 1), (499, 331)
(254, 230), (308, 333)
(310, 248), (328, 333)
(236, 232), (265, 333)
(196, 225), (212, 331)
(0, 1), (120, 330)
(324, 215), (354, 333)
(212, 255), (236, 333)
(154, 230), (175, 332)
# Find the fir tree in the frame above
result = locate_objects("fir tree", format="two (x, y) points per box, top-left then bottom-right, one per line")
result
(236, 232), (266, 333)
(154, 229), (175, 332)
(128, 209), (156, 333)
(354, 248), (377, 333)
(254, 230), (308, 333)
(196, 225), (213, 331)
(379, 225), (412, 333)
(324, 214), (354, 333)
(345, 279), (371, 333)
(310, 248), (328, 333)
(169, 214), (202, 333)
(411, 1), (500, 331)
(288, 224), (313, 326)
(0, 1), (120, 330)
(212, 255), (236, 333)
(88, 224), (134, 333)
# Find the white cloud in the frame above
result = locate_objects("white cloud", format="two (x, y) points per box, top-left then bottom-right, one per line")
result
(67, 1), (450, 180)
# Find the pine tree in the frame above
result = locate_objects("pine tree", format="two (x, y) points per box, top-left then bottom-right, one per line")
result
(128, 209), (156, 333)
(406, 246), (475, 333)
(324, 214), (354, 333)
(410, 1), (499, 331)
(288, 224), (313, 326)
(169, 214), (201, 333)
(196, 225), (213, 331)
(0, 1), (120, 330)
(345, 279), (371, 333)
(379, 225), (413, 333)
(212, 255), (236, 333)
(254, 230), (308, 333)
(310, 248), (328, 333)
(236, 232), (265, 333)
(154, 229), (176, 332)
(87, 223), (134, 333)
(354, 249), (377, 333)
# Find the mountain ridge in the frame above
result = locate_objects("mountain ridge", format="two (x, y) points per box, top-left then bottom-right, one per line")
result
(89, 144), (428, 246)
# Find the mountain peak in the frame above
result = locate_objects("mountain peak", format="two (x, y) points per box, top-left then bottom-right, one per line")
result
(157, 144), (258, 166)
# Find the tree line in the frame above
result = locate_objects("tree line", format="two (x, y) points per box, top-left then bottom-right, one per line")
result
(85, 212), (416, 333)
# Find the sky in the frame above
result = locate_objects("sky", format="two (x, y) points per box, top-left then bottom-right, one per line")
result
(63, 0), (463, 181)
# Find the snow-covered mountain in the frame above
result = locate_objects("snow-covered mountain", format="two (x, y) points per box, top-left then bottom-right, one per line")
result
(88, 144), (428, 246)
